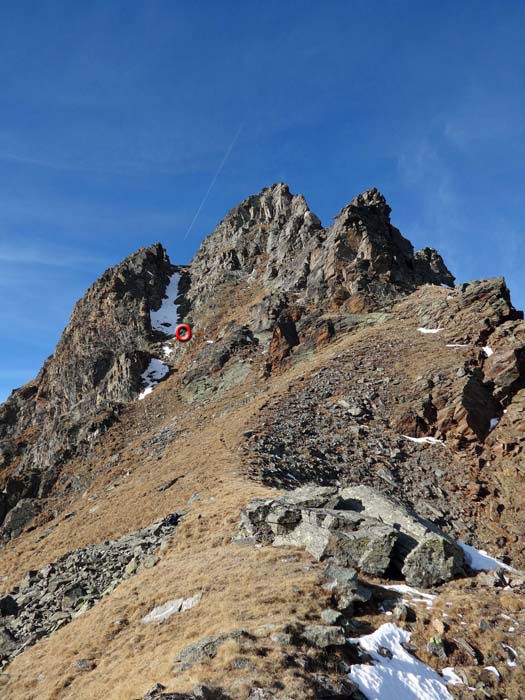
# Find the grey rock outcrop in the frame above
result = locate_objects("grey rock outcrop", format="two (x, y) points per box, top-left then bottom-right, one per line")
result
(301, 624), (346, 648)
(237, 485), (465, 587)
(138, 685), (229, 700)
(322, 565), (373, 613)
(0, 498), (36, 539)
(187, 184), (324, 313)
(173, 630), (253, 674)
(0, 512), (181, 666)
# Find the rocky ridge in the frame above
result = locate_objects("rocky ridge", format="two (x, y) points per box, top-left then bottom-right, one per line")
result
(1, 183), (525, 699)
(1, 184), (455, 540)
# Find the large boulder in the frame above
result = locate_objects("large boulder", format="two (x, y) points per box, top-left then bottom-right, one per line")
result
(402, 534), (465, 588)
(237, 485), (466, 588)
(1, 498), (36, 539)
(172, 630), (251, 674)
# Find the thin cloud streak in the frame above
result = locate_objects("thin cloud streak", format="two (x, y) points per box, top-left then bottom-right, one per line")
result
(0, 243), (109, 269)
(183, 123), (244, 241)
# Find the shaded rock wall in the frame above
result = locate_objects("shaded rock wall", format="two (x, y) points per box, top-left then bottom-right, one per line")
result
(0, 244), (178, 529)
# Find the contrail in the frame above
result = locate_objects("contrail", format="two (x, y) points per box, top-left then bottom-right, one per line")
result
(183, 123), (244, 241)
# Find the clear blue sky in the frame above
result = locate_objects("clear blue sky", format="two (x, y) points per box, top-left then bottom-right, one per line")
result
(1, 1), (524, 402)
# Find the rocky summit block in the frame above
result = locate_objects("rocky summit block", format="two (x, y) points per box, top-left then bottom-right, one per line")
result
(237, 485), (465, 588)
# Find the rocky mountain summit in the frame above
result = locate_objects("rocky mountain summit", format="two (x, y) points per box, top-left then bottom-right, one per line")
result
(1, 184), (525, 699)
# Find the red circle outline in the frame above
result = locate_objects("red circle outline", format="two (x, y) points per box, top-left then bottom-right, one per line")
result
(175, 324), (192, 342)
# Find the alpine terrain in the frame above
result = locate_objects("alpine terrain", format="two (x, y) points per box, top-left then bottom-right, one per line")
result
(2, 184), (525, 700)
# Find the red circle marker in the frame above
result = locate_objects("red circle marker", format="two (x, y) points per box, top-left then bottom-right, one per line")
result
(175, 324), (192, 342)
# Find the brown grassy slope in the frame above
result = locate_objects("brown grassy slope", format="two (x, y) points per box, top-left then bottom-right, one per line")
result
(1, 316), (355, 700)
(2, 288), (524, 699)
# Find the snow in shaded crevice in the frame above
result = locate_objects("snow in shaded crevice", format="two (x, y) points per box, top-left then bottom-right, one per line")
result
(138, 272), (182, 400)
(482, 346), (494, 357)
(150, 272), (181, 334)
(138, 358), (170, 400)
(489, 417), (500, 431)
(348, 623), (457, 700)
(458, 541), (514, 572)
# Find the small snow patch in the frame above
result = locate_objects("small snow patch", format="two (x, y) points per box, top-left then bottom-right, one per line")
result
(418, 327), (443, 334)
(138, 359), (170, 400)
(484, 666), (500, 679)
(402, 435), (445, 446)
(151, 272), (181, 334)
(501, 613), (518, 623)
(482, 346), (494, 357)
(349, 623), (456, 700)
(382, 584), (437, 608)
(501, 642), (518, 667)
(441, 667), (463, 686)
(459, 541), (514, 572)
(142, 592), (201, 623)
(446, 344), (469, 348)
(489, 417), (500, 431)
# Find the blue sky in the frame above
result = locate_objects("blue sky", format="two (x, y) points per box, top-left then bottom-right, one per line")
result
(1, 1), (524, 402)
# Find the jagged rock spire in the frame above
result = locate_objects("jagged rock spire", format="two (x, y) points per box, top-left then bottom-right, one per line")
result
(187, 183), (455, 315)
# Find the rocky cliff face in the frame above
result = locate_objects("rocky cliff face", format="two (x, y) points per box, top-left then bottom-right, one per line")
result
(0, 243), (181, 532)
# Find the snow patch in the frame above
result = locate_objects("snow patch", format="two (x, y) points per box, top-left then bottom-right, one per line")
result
(441, 668), (463, 685)
(501, 642), (518, 667)
(446, 344), (469, 348)
(482, 346), (494, 357)
(138, 359), (170, 400)
(418, 327), (443, 334)
(150, 272), (181, 334)
(500, 613), (518, 623)
(382, 584), (437, 608)
(458, 541), (514, 572)
(402, 435), (445, 446)
(348, 623), (456, 700)
(138, 272), (183, 399)
(484, 666), (500, 679)
(489, 417), (500, 431)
